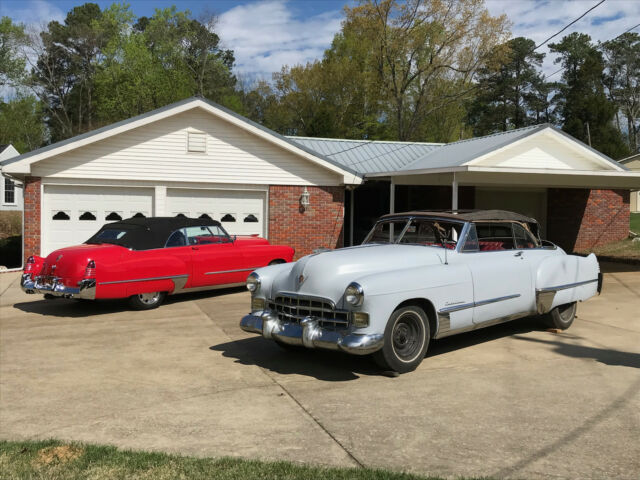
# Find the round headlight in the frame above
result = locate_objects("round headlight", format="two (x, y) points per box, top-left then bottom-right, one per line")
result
(344, 282), (364, 306)
(246, 272), (261, 293)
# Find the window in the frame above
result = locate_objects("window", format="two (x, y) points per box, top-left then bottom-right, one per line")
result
(364, 220), (407, 244)
(52, 211), (70, 220)
(79, 211), (97, 221)
(184, 225), (231, 245)
(105, 212), (123, 221)
(461, 224), (479, 252)
(220, 214), (236, 222)
(187, 131), (206, 152)
(175, 213), (187, 218)
(513, 223), (538, 249)
(476, 222), (515, 251)
(243, 214), (258, 223)
(4, 178), (15, 204)
(399, 221), (438, 245)
(94, 229), (127, 241)
(165, 230), (187, 248)
(132, 212), (146, 218)
(199, 213), (212, 220)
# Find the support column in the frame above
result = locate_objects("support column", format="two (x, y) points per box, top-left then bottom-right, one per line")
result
(452, 174), (458, 211)
(349, 187), (354, 246)
(389, 178), (396, 242)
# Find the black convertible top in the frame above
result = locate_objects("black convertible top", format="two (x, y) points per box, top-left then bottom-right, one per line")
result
(86, 216), (223, 250)
(380, 209), (538, 224)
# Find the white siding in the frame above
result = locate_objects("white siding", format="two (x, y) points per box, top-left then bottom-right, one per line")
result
(472, 131), (613, 171)
(32, 109), (341, 186)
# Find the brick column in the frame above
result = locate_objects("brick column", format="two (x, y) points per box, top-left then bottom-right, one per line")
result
(269, 186), (344, 259)
(547, 188), (630, 251)
(23, 176), (41, 262)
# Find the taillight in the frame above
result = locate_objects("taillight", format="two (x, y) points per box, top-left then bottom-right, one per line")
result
(24, 256), (35, 273)
(84, 260), (96, 278)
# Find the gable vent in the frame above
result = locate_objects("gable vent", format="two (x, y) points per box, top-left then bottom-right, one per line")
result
(187, 131), (207, 152)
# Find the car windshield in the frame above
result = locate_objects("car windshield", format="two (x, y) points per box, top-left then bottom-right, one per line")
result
(363, 218), (464, 248)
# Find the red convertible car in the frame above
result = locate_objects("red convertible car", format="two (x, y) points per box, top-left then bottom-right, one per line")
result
(21, 217), (295, 309)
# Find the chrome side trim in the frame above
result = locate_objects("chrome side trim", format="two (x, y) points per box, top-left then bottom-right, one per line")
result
(205, 267), (260, 275)
(99, 274), (189, 285)
(438, 293), (521, 314)
(536, 278), (598, 293)
(172, 282), (245, 295)
(436, 311), (532, 339)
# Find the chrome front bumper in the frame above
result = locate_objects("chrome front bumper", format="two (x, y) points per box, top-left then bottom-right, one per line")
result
(240, 311), (383, 355)
(21, 274), (96, 300)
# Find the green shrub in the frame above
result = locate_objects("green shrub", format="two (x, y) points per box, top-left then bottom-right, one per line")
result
(0, 211), (22, 239)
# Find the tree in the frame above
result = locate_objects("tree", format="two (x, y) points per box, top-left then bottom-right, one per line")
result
(0, 96), (47, 152)
(601, 32), (640, 153)
(550, 33), (629, 159)
(0, 17), (28, 87)
(468, 37), (550, 135)
(342, 0), (510, 141)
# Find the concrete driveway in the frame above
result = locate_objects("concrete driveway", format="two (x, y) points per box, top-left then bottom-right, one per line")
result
(1, 263), (639, 479)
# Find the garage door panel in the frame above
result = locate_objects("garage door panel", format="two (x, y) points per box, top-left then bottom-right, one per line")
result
(43, 185), (154, 255)
(167, 188), (265, 236)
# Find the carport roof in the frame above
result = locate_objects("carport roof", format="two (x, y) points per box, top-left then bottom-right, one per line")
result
(286, 137), (442, 175)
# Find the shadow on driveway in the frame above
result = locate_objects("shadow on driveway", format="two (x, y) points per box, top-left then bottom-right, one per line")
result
(12, 286), (246, 318)
(513, 335), (640, 369)
(211, 317), (547, 381)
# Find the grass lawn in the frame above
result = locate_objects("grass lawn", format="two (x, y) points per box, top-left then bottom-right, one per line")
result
(581, 237), (640, 260)
(0, 440), (480, 480)
(631, 212), (640, 234)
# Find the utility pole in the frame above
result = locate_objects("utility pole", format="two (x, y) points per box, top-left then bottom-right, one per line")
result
(586, 122), (592, 147)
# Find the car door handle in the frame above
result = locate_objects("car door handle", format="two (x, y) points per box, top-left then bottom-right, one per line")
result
(514, 251), (523, 257)
(192, 246), (199, 251)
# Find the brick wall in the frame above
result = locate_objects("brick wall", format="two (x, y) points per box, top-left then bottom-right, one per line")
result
(269, 186), (344, 259)
(23, 176), (41, 262)
(547, 188), (629, 251)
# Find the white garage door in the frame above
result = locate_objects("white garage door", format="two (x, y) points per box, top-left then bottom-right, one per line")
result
(43, 185), (154, 255)
(167, 188), (266, 236)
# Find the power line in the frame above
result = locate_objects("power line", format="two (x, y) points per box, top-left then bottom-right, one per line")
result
(534, 0), (606, 50)
(543, 22), (640, 80)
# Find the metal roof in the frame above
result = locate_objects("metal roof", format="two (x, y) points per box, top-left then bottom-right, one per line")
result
(395, 124), (627, 173)
(287, 137), (442, 175)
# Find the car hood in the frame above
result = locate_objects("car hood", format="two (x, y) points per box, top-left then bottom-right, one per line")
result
(270, 244), (444, 304)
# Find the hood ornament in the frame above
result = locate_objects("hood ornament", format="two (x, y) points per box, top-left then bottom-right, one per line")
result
(56, 254), (63, 262)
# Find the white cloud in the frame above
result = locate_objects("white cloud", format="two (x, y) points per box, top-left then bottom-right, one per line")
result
(485, 0), (640, 78)
(217, 0), (343, 81)
(0, 0), (65, 28)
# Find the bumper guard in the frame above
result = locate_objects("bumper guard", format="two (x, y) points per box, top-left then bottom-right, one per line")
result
(21, 274), (96, 300)
(240, 311), (383, 355)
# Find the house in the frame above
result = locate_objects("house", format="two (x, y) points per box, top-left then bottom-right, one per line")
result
(619, 152), (640, 213)
(1, 97), (639, 263)
(1, 145), (22, 212)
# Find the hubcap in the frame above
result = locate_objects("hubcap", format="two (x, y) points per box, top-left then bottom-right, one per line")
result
(138, 292), (160, 305)
(391, 312), (424, 362)
(558, 302), (576, 322)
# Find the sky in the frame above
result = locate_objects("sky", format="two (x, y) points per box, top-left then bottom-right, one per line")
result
(1, 0), (639, 82)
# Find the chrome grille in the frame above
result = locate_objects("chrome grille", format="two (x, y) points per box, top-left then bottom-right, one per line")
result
(267, 293), (350, 329)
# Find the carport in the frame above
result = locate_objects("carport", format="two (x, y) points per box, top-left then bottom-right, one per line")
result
(355, 125), (640, 250)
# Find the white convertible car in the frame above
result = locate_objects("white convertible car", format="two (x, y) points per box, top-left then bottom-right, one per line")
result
(240, 210), (602, 373)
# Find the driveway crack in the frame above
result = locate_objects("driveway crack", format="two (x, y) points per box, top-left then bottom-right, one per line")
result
(194, 299), (365, 468)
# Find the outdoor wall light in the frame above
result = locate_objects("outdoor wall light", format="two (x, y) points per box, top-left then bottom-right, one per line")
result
(299, 187), (310, 211)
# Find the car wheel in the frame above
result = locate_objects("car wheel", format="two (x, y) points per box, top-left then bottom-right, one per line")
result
(373, 306), (430, 373)
(129, 292), (166, 310)
(544, 301), (576, 330)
